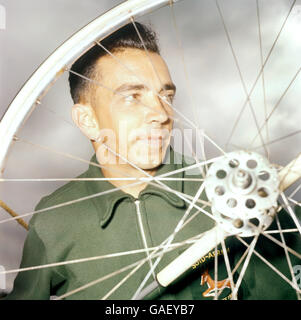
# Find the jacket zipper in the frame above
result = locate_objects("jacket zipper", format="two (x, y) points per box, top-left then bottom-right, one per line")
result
(134, 200), (156, 279)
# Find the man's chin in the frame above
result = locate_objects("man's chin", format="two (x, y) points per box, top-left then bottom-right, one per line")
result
(128, 154), (164, 170)
(128, 147), (167, 170)
(136, 161), (163, 170)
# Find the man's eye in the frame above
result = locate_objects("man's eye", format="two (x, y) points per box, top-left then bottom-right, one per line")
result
(125, 93), (140, 103)
(161, 94), (174, 104)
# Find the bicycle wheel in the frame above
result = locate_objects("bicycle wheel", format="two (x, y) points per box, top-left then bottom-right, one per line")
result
(0, 0), (300, 300)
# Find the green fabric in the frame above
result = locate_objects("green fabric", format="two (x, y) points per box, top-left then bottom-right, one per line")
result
(5, 149), (301, 300)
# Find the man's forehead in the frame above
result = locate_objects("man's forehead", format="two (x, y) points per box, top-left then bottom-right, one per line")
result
(92, 48), (174, 97)
(95, 48), (170, 78)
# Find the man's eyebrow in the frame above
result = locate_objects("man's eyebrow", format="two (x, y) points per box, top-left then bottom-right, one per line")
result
(114, 84), (147, 94)
(160, 83), (176, 94)
(114, 82), (176, 95)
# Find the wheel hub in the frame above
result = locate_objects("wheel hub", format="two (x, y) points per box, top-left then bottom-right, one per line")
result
(204, 151), (280, 237)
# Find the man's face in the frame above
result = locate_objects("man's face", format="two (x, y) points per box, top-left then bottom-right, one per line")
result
(92, 48), (175, 170)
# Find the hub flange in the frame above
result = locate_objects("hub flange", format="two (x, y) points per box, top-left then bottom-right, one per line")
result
(204, 151), (280, 237)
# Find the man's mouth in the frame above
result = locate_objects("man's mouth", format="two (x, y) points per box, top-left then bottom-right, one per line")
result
(137, 136), (164, 146)
(129, 129), (170, 146)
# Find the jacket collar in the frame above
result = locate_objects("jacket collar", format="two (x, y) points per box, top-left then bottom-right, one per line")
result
(84, 148), (186, 228)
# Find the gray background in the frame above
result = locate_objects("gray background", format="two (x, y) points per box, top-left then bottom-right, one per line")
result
(0, 0), (300, 292)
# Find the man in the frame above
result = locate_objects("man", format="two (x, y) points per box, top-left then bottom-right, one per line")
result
(5, 22), (300, 300)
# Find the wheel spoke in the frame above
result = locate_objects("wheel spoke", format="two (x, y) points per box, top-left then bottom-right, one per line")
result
(147, 181), (211, 207)
(275, 215), (301, 299)
(256, 0), (270, 158)
(2, 0), (300, 302)
(264, 228), (299, 234)
(0, 154), (215, 226)
(288, 197), (300, 207)
(215, 0), (268, 157)
(152, 156), (223, 179)
(0, 177), (204, 183)
(73, 35), (226, 166)
(279, 154), (301, 192)
(1, 177), (143, 182)
(280, 192), (301, 236)
(225, 0), (297, 149)
(230, 130), (301, 151)
(215, 240), (252, 300)
(68, 62), (226, 159)
(214, 240), (218, 300)
(96, 41), (208, 180)
(68, 68), (183, 126)
(94, 39), (198, 139)
(131, 18), (164, 90)
(101, 258), (147, 300)
(0, 180), (143, 225)
(0, 245), (174, 276)
(14, 136), (133, 177)
(2, 196), (210, 300)
(237, 236), (301, 293)
(55, 259), (142, 300)
(250, 66), (301, 146)
(103, 141), (217, 227)
(131, 16), (227, 158)
(232, 234), (259, 299)
(252, 130), (301, 151)
(131, 182), (206, 299)
(289, 183), (301, 198)
(249, 220), (301, 259)
(55, 232), (207, 300)
(169, 1), (199, 124)
(220, 236), (235, 299)
(1, 207), (208, 277)
(42, 104), (76, 128)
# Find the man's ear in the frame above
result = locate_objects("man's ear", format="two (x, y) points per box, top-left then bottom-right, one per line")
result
(71, 104), (100, 141)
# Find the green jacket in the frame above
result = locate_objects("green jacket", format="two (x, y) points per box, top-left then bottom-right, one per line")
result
(5, 150), (301, 300)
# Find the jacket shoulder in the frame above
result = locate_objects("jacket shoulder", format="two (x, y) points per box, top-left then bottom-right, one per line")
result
(29, 170), (92, 231)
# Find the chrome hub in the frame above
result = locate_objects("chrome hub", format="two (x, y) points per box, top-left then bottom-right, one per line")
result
(204, 151), (280, 237)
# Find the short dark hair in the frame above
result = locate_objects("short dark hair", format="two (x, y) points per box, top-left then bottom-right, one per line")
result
(69, 22), (160, 104)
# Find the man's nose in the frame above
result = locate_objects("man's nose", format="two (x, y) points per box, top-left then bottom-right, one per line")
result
(144, 92), (170, 124)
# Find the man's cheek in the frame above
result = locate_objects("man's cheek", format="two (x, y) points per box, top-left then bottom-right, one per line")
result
(95, 129), (118, 165)
(115, 120), (130, 162)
